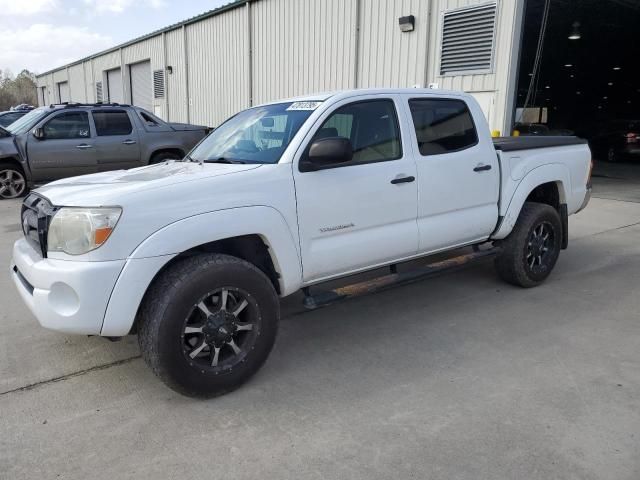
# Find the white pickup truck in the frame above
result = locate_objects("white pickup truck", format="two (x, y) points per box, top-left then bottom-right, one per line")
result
(11, 89), (592, 397)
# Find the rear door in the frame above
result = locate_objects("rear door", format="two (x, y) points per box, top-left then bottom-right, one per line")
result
(27, 110), (97, 181)
(405, 95), (500, 253)
(293, 96), (419, 282)
(91, 109), (141, 171)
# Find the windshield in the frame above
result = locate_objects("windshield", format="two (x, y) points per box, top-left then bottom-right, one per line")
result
(189, 102), (320, 164)
(6, 107), (51, 135)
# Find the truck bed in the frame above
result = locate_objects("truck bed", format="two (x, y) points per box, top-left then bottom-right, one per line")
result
(493, 136), (588, 152)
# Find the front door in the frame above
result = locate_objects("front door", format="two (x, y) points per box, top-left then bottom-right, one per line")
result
(405, 95), (500, 253)
(91, 110), (141, 171)
(28, 110), (96, 181)
(293, 97), (419, 283)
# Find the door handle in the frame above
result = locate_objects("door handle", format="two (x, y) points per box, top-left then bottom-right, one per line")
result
(76, 144), (93, 149)
(122, 140), (137, 145)
(473, 164), (492, 172)
(390, 175), (415, 185)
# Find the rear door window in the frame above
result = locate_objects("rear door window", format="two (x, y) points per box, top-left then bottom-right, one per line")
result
(92, 110), (133, 136)
(408, 98), (478, 155)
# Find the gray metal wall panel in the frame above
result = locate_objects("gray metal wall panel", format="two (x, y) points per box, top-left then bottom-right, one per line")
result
(357, 0), (431, 89)
(130, 60), (153, 111)
(186, 6), (250, 126)
(68, 64), (86, 102)
(251, 0), (357, 105)
(165, 29), (188, 122)
(122, 36), (164, 115)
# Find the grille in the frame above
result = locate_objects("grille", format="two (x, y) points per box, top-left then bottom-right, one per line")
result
(440, 3), (497, 75)
(21, 194), (56, 258)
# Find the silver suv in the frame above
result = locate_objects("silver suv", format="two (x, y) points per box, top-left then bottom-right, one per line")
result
(0, 103), (210, 199)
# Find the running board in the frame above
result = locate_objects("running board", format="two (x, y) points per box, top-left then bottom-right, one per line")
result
(303, 246), (501, 310)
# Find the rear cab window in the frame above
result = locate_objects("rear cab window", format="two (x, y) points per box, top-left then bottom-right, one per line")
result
(92, 110), (133, 136)
(408, 98), (478, 155)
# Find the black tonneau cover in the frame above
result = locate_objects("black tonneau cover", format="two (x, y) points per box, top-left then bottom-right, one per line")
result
(493, 136), (588, 152)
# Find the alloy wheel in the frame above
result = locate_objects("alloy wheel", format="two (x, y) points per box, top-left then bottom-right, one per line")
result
(526, 222), (555, 273)
(0, 169), (26, 199)
(182, 287), (260, 372)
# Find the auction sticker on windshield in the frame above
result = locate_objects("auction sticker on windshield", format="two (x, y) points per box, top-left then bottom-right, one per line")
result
(286, 101), (323, 111)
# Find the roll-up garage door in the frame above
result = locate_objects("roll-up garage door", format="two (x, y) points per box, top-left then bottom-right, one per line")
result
(58, 82), (69, 103)
(129, 60), (152, 111)
(106, 68), (123, 104)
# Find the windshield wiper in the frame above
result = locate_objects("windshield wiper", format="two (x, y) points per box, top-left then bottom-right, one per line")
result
(204, 157), (247, 164)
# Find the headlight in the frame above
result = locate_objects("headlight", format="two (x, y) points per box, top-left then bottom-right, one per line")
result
(48, 207), (122, 255)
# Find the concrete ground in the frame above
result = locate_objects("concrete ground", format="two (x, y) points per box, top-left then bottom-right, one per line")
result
(1, 176), (640, 479)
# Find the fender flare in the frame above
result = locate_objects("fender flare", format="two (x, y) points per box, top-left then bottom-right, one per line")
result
(100, 206), (302, 336)
(492, 163), (571, 240)
(130, 205), (302, 292)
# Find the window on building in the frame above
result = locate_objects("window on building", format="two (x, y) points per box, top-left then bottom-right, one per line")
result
(313, 100), (402, 164)
(408, 99), (478, 155)
(92, 110), (132, 136)
(43, 112), (90, 139)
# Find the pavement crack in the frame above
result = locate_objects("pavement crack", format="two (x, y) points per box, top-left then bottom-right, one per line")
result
(0, 355), (142, 397)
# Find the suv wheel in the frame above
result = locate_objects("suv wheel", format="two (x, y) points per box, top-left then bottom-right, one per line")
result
(0, 163), (27, 199)
(150, 151), (182, 164)
(494, 202), (562, 288)
(138, 253), (279, 398)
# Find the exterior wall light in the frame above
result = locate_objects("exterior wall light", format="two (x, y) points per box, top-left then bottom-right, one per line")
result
(166, 66), (173, 74)
(568, 22), (581, 40)
(399, 15), (415, 32)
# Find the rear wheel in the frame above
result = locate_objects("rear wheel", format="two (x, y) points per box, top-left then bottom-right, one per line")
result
(150, 151), (182, 164)
(138, 253), (279, 398)
(0, 162), (27, 199)
(494, 202), (562, 288)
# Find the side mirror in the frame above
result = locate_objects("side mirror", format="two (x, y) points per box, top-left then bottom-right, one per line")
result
(300, 137), (353, 172)
(32, 127), (45, 140)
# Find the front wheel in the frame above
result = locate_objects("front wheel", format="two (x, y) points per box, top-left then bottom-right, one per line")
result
(0, 163), (27, 199)
(494, 202), (562, 288)
(138, 254), (279, 398)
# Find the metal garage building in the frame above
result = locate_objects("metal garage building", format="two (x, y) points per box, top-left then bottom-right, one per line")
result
(36, 0), (524, 134)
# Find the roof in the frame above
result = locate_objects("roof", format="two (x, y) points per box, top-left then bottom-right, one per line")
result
(37, 0), (255, 78)
(258, 88), (472, 107)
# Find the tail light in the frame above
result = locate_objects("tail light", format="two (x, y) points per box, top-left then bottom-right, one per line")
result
(625, 132), (638, 143)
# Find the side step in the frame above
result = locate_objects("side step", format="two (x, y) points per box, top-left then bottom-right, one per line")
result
(303, 246), (501, 310)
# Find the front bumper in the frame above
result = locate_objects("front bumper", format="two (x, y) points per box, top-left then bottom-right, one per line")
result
(10, 238), (125, 335)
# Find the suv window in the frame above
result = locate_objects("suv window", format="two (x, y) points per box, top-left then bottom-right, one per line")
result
(313, 100), (402, 164)
(92, 110), (133, 136)
(409, 98), (478, 155)
(43, 112), (90, 140)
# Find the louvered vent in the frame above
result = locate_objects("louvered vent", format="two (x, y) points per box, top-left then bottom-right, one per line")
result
(153, 70), (165, 99)
(440, 3), (497, 75)
(96, 81), (103, 102)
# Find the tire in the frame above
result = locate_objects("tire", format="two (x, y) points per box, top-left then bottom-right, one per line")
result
(0, 162), (28, 200)
(494, 202), (562, 288)
(137, 253), (279, 398)
(150, 151), (182, 164)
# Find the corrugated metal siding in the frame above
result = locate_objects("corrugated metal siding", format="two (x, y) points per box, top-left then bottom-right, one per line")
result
(165, 29), (188, 122)
(251, 0), (357, 104)
(357, 0), (430, 89)
(35, 0), (520, 132)
(68, 64), (86, 102)
(186, 7), (250, 126)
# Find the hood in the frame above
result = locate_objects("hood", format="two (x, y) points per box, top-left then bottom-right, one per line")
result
(36, 161), (261, 206)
